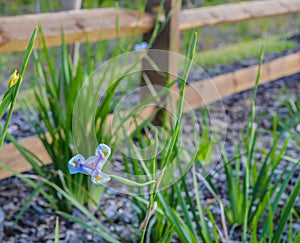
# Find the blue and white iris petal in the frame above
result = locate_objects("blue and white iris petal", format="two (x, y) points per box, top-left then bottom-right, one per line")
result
(67, 144), (111, 185)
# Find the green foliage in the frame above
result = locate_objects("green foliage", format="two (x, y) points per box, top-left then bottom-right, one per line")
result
(55, 217), (59, 243)
(0, 161), (121, 243)
(223, 122), (300, 241)
(121, 45), (300, 242)
(1, 2), (299, 242)
(221, 50), (300, 242)
(5, 0), (163, 216)
(283, 97), (300, 148)
(116, 32), (222, 242)
(15, 27), (137, 210)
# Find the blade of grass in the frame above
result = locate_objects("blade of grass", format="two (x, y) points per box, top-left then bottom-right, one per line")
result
(156, 192), (194, 242)
(13, 182), (44, 226)
(6, 133), (46, 176)
(293, 232), (300, 243)
(0, 91), (13, 118)
(272, 167), (300, 242)
(177, 170), (205, 240)
(57, 211), (117, 240)
(192, 164), (212, 242)
(261, 161), (299, 238)
(207, 210), (220, 243)
(55, 217), (59, 243)
(162, 31), (197, 166)
(170, 208), (199, 243)
(173, 181), (199, 239)
(157, 225), (175, 243)
(223, 152), (241, 224)
(0, 27), (37, 147)
(242, 45), (265, 243)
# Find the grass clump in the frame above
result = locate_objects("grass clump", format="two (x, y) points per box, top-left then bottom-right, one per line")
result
(122, 46), (300, 242)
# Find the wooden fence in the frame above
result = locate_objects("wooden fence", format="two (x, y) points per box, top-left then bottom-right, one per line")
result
(0, 0), (300, 179)
(1, 0), (300, 53)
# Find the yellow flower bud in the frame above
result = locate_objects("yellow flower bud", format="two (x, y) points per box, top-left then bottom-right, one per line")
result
(8, 70), (20, 88)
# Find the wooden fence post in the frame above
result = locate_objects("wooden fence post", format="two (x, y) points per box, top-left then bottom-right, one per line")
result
(61, 0), (83, 68)
(141, 0), (181, 125)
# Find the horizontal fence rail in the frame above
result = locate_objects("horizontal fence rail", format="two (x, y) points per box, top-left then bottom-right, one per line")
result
(180, 0), (300, 30)
(0, 104), (158, 179)
(0, 8), (153, 53)
(183, 53), (300, 110)
(0, 0), (300, 53)
(1, 52), (299, 179)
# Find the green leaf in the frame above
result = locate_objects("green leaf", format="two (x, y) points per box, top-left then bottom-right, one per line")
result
(0, 26), (37, 147)
(192, 164), (212, 242)
(170, 208), (199, 243)
(157, 192), (192, 242)
(293, 232), (300, 243)
(272, 173), (300, 242)
(13, 182), (44, 226)
(57, 211), (116, 240)
(55, 217), (60, 243)
(110, 174), (156, 187)
(0, 91), (13, 118)
(6, 133), (46, 177)
(242, 45), (265, 243)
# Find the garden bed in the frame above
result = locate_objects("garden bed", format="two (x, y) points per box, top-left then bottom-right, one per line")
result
(0, 61), (299, 241)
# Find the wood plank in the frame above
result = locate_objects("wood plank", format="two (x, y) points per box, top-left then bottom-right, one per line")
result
(1, 0), (300, 53)
(182, 53), (300, 111)
(180, 0), (300, 30)
(0, 136), (51, 180)
(0, 8), (153, 53)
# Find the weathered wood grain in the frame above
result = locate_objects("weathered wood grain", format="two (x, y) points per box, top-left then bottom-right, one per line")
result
(0, 136), (51, 180)
(180, 0), (300, 30)
(0, 8), (153, 53)
(0, 0), (300, 53)
(141, 0), (181, 124)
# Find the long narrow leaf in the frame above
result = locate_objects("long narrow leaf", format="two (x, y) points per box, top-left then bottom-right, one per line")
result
(0, 27), (37, 146)
(272, 171), (300, 242)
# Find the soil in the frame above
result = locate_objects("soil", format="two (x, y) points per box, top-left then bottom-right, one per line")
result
(0, 49), (299, 242)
